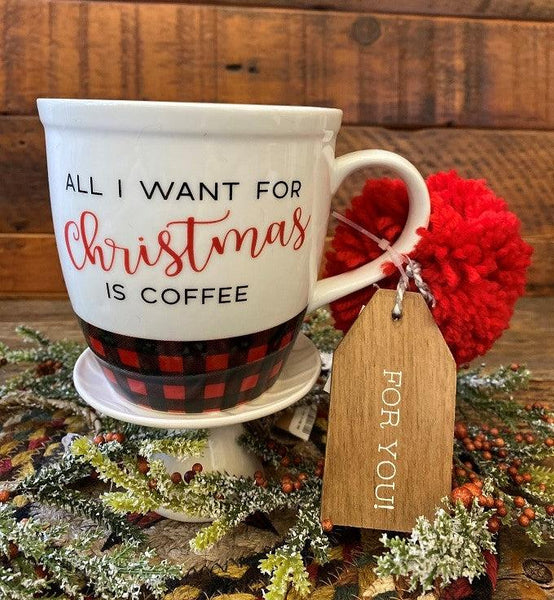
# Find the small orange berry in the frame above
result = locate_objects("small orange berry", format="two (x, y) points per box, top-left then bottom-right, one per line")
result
(321, 518), (333, 532)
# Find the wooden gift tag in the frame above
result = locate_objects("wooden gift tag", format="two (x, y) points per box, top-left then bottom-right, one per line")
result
(321, 289), (456, 532)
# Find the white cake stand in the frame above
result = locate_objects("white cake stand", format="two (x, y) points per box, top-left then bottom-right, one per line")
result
(73, 334), (321, 521)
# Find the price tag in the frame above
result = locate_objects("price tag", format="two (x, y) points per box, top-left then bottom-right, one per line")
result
(321, 289), (456, 532)
(275, 403), (318, 441)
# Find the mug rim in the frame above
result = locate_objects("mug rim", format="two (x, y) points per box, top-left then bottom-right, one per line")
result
(37, 98), (343, 136)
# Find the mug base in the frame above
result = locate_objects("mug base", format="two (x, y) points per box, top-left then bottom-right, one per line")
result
(73, 333), (321, 428)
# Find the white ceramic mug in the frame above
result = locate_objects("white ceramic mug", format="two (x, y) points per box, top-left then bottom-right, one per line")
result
(38, 100), (430, 412)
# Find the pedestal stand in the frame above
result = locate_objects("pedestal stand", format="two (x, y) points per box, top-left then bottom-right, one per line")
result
(73, 334), (321, 522)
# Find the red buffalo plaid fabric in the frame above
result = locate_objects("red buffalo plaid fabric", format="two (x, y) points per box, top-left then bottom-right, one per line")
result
(96, 341), (295, 412)
(79, 309), (305, 376)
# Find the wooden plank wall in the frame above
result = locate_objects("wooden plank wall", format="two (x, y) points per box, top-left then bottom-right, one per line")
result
(0, 0), (553, 297)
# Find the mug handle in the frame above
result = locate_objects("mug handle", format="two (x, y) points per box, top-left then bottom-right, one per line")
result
(307, 149), (431, 313)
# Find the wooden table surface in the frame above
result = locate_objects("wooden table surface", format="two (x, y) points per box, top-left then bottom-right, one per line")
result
(1, 295), (553, 598)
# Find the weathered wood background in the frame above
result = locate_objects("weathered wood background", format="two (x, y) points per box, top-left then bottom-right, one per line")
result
(0, 2), (553, 596)
(1, 0), (554, 296)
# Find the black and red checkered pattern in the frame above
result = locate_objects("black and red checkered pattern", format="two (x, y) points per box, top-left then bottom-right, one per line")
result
(78, 309), (305, 377)
(96, 340), (296, 413)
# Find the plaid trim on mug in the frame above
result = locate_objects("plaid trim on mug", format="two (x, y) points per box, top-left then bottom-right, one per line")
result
(79, 309), (306, 376)
(96, 341), (296, 413)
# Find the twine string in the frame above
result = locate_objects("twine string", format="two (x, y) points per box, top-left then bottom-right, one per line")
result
(331, 211), (435, 320)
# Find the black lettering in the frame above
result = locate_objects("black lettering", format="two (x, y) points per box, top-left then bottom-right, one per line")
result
(218, 287), (232, 303)
(256, 181), (270, 199)
(221, 182), (239, 200)
(118, 179), (123, 198)
(140, 180), (175, 200)
(202, 288), (215, 304)
(77, 174), (88, 194)
(66, 173), (75, 191)
(184, 288), (198, 304)
(90, 177), (103, 196)
(291, 180), (301, 198)
(141, 287), (157, 304)
(200, 182), (218, 201)
(176, 182), (194, 201)
(161, 288), (180, 304)
(112, 283), (126, 300)
(273, 181), (288, 199)
(236, 285), (248, 302)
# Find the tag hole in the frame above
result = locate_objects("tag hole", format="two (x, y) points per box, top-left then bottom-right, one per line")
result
(392, 310), (402, 321)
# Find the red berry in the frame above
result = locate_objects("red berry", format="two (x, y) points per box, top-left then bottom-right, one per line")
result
(297, 472), (308, 481)
(170, 472), (182, 484)
(0, 490), (10, 503)
(518, 514), (530, 527)
(523, 507), (536, 520)
(490, 428), (499, 437)
(105, 432), (115, 442)
(487, 516), (501, 533)
(281, 481), (294, 494)
(280, 456), (291, 467)
(545, 438), (554, 447)
(474, 440), (483, 450)
(321, 518), (333, 532)
(454, 422), (468, 440)
(522, 473), (532, 483)
(510, 363), (520, 371)
(482, 451), (493, 461)
(498, 449), (508, 458)
(137, 457), (149, 475)
(8, 542), (19, 559)
(463, 483), (482, 497)
(496, 506), (508, 517)
(34, 565), (48, 579)
(546, 505), (554, 516)
(525, 434), (535, 444)
(184, 470), (195, 483)
(514, 474), (524, 485)
(451, 486), (473, 508)
(93, 434), (105, 445)
(514, 496), (526, 508)
(192, 463), (203, 473)
(494, 498), (505, 509)
(294, 479), (303, 491)
(254, 470), (264, 480)
(113, 432), (125, 444)
(493, 438), (505, 447)
(508, 466), (519, 477)
(514, 434), (523, 443)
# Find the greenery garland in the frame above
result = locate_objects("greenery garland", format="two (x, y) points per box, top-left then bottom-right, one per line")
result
(0, 310), (553, 599)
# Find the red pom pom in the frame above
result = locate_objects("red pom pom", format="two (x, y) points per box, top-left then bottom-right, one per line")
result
(325, 171), (533, 365)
